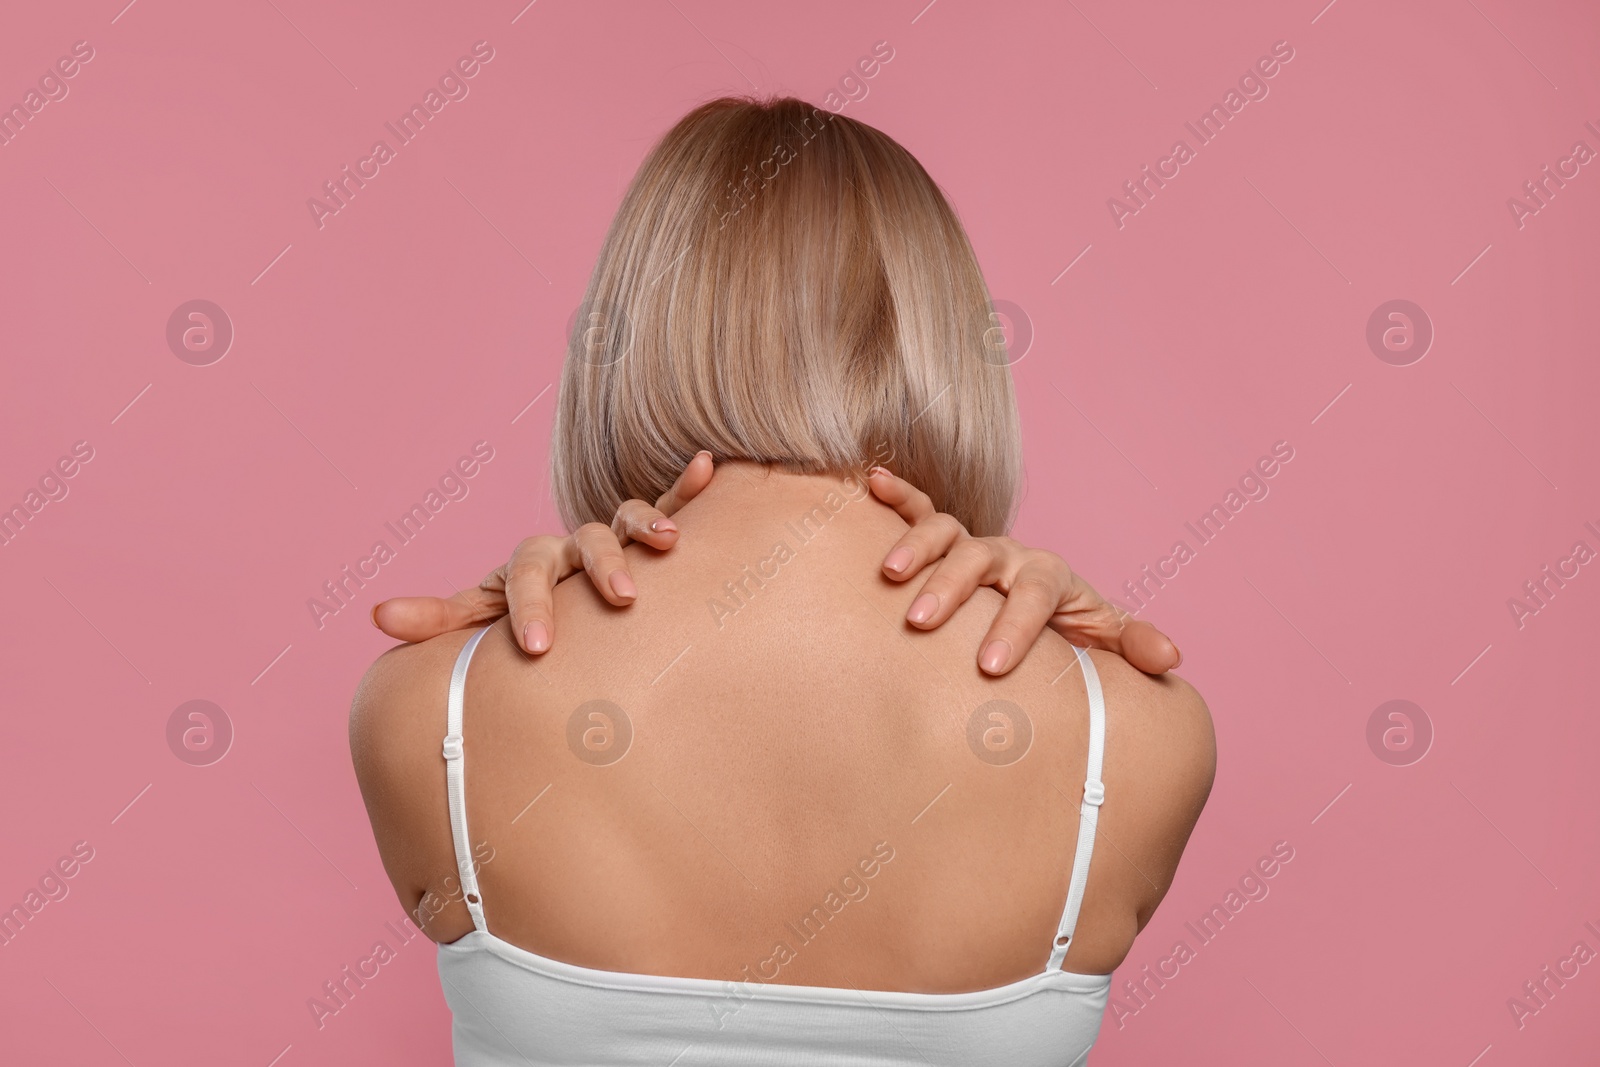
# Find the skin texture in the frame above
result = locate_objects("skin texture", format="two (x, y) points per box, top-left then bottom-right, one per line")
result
(351, 464), (1215, 993)
(371, 455), (1182, 676)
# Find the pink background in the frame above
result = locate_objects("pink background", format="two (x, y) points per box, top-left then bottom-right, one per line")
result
(2, 0), (1597, 1063)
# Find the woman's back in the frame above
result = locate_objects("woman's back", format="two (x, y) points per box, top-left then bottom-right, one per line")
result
(352, 466), (1214, 1063)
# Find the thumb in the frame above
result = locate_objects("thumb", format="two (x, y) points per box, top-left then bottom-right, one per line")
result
(373, 588), (508, 643)
(656, 450), (715, 514)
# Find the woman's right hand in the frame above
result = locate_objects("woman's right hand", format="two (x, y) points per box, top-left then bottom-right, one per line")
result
(374, 456), (1180, 676)
(866, 467), (1181, 677)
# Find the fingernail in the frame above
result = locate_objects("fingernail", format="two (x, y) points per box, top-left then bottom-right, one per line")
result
(884, 547), (913, 573)
(1172, 645), (1183, 669)
(869, 466), (891, 478)
(651, 518), (678, 533)
(695, 450), (713, 462)
(370, 602), (383, 628)
(524, 621), (549, 653)
(609, 571), (638, 599)
(981, 639), (1012, 674)
(908, 593), (939, 624)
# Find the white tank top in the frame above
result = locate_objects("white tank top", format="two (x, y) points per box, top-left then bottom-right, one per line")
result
(436, 626), (1113, 1065)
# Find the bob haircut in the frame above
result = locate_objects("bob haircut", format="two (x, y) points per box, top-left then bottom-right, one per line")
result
(552, 95), (1022, 536)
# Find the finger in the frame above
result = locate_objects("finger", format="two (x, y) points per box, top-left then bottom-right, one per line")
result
(866, 467), (937, 525)
(612, 498), (679, 550)
(1117, 619), (1181, 673)
(1043, 574), (1181, 674)
(373, 583), (508, 643)
(573, 522), (638, 607)
(1063, 614), (1180, 674)
(974, 562), (1064, 676)
(501, 536), (581, 654)
(880, 512), (968, 582)
(903, 537), (1005, 629)
(655, 450), (715, 514)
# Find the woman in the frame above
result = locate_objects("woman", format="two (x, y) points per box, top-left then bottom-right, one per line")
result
(370, 453), (1183, 677)
(351, 96), (1214, 1066)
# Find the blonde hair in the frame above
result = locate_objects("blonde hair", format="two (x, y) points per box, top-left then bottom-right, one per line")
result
(552, 96), (1021, 535)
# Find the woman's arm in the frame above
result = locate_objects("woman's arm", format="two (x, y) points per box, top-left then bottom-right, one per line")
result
(373, 456), (1180, 675)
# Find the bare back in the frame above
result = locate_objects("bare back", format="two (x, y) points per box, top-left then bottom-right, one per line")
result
(351, 469), (1215, 994)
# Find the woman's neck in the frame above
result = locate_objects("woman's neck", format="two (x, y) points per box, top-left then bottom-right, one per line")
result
(691, 460), (874, 506)
(667, 460), (905, 561)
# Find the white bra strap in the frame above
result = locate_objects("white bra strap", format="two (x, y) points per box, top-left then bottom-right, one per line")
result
(444, 626), (492, 932)
(1047, 644), (1106, 971)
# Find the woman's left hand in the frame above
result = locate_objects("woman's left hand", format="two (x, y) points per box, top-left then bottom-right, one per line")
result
(373, 460), (1180, 678)
(372, 452), (716, 653)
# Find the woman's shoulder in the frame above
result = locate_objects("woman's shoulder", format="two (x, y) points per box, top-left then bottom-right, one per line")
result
(1089, 648), (1215, 806)
(928, 584), (1214, 764)
(349, 627), (479, 769)
(908, 581), (1215, 825)
(347, 625), (500, 879)
(1078, 647), (1216, 930)
(348, 626), (500, 940)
